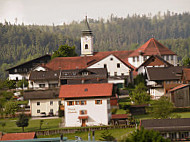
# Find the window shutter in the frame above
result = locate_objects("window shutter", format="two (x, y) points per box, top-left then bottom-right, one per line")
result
(95, 100), (97, 104)
(67, 101), (69, 105)
(100, 100), (102, 104)
(84, 101), (87, 105)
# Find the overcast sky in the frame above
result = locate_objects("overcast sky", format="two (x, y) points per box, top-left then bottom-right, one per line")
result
(0, 0), (190, 25)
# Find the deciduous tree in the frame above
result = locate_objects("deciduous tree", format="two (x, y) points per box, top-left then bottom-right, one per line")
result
(16, 113), (29, 132)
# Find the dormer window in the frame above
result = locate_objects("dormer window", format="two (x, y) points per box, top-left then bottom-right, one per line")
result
(85, 44), (88, 49)
(82, 72), (88, 76)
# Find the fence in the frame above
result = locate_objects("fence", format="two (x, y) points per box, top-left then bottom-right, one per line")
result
(36, 125), (135, 136)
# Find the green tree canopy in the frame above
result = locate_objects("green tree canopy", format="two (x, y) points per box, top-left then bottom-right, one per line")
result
(182, 57), (190, 67)
(130, 83), (150, 105)
(4, 101), (18, 116)
(16, 113), (29, 132)
(121, 127), (170, 142)
(51, 44), (77, 59)
(17, 79), (28, 88)
(148, 96), (174, 119)
(99, 130), (115, 141)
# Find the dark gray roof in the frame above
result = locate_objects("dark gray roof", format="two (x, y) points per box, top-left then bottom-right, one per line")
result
(60, 68), (107, 79)
(23, 89), (59, 100)
(29, 70), (60, 80)
(146, 66), (183, 81)
(141, 118), (190, 132)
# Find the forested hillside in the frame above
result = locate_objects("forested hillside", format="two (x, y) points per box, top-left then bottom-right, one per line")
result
(1, 11), (190, 79)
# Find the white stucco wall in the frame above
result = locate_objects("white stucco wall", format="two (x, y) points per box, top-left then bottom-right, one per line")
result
(29, 80), (59, 89)
(81, 36), (93, 56)
(150, 88), (164, 99)
(30, 99), (60, 116)
(128, 56), (150, 68)
(9, 74), (29, 80)
(88, 54), (131, 76)
(64, 98), (110, 127)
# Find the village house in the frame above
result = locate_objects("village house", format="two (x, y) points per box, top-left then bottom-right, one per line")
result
(146, 66), (183, 99)
(59, 83), (113, 127)
(141, 118), (190, 141)
(28, 68), (108, 89)
(6, 54), (51, 81)
(23, 89), (60, 117)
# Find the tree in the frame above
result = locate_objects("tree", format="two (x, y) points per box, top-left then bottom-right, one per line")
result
(4, 80), (16, 89)
(99, 130), (115, 141)
(134, 74), (146, 85)
(17, 79), (28, 88)
(148, 96), (174, 119)
(4, 101), (18, 117)
(0, 122), (6, 132)
(182, 57), (190, 67)
(16, 113), (29, 132)
(51, 44), (77, 59)
(39, 120), (44, 130)
(130, 83), (150, 105)
(121, 127), (170, 142)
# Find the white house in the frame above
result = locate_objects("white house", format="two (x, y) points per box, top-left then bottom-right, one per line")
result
(23, 89), (61, 117)
(59, 83), (113, 127)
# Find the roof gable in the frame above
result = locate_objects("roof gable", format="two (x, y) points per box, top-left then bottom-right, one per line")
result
(129, 38), (176, 57)
(169, 84), (189, 92)
(59, 83), (113, 98)
(137, 55), (173, 71)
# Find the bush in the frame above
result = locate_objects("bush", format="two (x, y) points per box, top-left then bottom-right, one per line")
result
(111, 108), (117, 114)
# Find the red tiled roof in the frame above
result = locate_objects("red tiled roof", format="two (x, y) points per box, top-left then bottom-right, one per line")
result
(111, 114), (129, 119)
(59, 83), (113, 98)
(1, 132), (36, 141)
(169, 84), (189, 92)
(129, 38), (176, 57)
(183, 68), (190, 81)
(44, 50), (135, 71)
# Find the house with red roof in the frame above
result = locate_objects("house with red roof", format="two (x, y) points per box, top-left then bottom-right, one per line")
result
(0, 132), (36, 141)
(59, 83), (113, 127)
(128, 38), (178, 68)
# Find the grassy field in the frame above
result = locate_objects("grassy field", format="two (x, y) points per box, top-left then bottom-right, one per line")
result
(0, 118), (62, 133)
(38, 128), (135, 141)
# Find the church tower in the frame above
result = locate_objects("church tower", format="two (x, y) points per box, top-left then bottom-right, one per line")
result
(81, 16), (93, 56)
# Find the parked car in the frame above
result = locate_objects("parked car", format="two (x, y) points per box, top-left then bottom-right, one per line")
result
(40, 112), (46, 117)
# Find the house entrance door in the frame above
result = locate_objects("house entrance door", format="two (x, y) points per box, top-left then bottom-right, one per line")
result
(82, 119), (86, 127)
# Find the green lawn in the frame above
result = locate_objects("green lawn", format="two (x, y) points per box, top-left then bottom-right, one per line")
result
(0, 118), (62, 133)
(38, 128), (135, 141)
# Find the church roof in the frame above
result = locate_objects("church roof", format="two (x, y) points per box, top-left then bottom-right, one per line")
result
(82, 16), (93, 36)
(44, 50), (135, 71)
(129, 38), (176, 57)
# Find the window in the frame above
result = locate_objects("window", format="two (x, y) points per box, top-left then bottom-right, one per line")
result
(133, 57), (135, 62)
(50, 101), (53, 105)
(37, 102), (40, 106)
(49, 83), (58, 88)
(16, 77), (18, 81)
(137, 56), (139, 62)
(39, 84), (45, 88)
(67, 101), (74, 106)
(75, 101), (80, 105)
(37, 109), (40, 113)
(114, 72), (117, 76)
(85, 44), (88, 49)
(95, 100), (102, 104)
(104, 64), (107, 68)
(108, 72), (110, 76)
(50, 109), (53, 113)
(80, 110), (87, 115)
(82, 72), (88, 76)
(166, 56), (169, 60)
(121, 73), (124, 76)
(117, 63), (120, 68)
(107, 100), (110, 104)
(14, 69), (17, 73)
(171, 55), (173, 60)
(110, 58), (113, 61)
(81, 100), (86, 105)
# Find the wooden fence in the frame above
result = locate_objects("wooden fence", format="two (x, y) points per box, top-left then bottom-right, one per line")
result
(36, 125), (135, 136)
